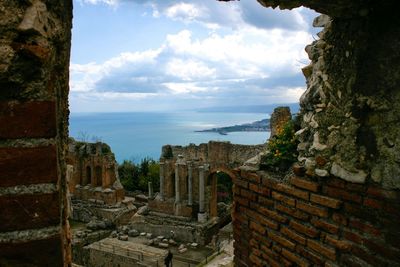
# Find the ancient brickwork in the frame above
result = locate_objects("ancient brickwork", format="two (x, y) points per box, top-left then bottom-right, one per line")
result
(0, 1), (72, 266)
(233, 170), (400, 266)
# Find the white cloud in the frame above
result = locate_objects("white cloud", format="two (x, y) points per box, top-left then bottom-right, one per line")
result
(165, 3), (206, 22)
(165, 58), (216, 81)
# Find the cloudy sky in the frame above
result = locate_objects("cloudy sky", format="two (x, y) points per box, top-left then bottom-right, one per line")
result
(70, 0), (319, 113)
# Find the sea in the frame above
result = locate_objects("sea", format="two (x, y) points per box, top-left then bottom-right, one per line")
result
(69, 112), (270, 163)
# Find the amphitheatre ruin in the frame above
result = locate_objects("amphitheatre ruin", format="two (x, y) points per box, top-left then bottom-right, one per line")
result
(1, 0), (399, 266)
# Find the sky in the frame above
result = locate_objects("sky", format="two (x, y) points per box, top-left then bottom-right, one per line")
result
(70, 0), (320, 113)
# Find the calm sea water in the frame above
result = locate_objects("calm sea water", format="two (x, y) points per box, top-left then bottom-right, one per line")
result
(69, 112), (270, 163)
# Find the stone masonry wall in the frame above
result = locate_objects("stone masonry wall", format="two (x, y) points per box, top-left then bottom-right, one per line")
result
(231, 0), (400, 266)
(233, 170), (400, 266)
(0, 1), (72, 266)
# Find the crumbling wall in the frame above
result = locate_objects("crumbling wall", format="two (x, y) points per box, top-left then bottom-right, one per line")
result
(232, 0), (400, 266)
(0, 1), (72, 266)
(66, 139), (125, 204)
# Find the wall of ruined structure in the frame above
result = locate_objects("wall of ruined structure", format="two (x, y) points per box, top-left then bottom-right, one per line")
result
(0, 1), (72, 266)
(232, 0), (400, 266)
(150, 141), (264, 218)
(66, 139), (125, 205)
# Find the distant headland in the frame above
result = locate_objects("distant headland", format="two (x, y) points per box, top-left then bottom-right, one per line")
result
(195, 118), (270, 135)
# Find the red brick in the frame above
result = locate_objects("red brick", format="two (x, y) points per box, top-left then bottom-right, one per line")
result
(0, 193), (60, 232)
(345, 183), (366, 193)
(245, 208), (279, 230)
(310, 218), (339, 234)
(307, 239), (336, 260)
(281, 248), (310, 267)
(0, 146), (57, 187)
(326, 177), (346, 189)
(241, 170), (261, 184)
(272, 191), (296, 206)
(275, 183), (310, 200)
(290, 176), (320, 192)
(297, 201), (329, 217)
(261, 244), (279, 260)
(289, 220), (319, 238)
(0, 101), (56, 138)
(367, 187), (399, 201)
(249, 183), (270, 195)
(233, 177), (248, 189)
(264, 257), (281, 267)
(343, 229), (363, 244)
(249, 253), (263, 266)
(282, 258), (293, 267)
(281, 226), (306, 245)
(250, 221), (266, 235)
(332, 213), (348, 226)
(344, 203), (378, 223)
(259, 205), (288, 223)
(233, 185), (241, 195)
(253, 232), (272, 248)
(0, 235), (62, 266)
(296, 246), (324, 265)
(276, 203), (309, 221)
(325, 235), (352, 251)
(235, 195), (249, 207)
(250, 238), (259, 248)
(310, 194), (342, 209)
(351, 245), (389, 266)
(323, 186), (362, 203)
(258, 196), (274, 207)
(268, 231), (296, 250)
(363, 238), (400, 262)
(349, 219), (381, 237)
(262, 176), (279, 188)
(241, 188), (257, 201)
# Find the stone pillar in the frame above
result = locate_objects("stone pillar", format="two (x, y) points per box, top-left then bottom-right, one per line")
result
(159, 162), (165, 200)
(199, 166), (205, 213)
(148, 182), (153, 198)
(198, 166), (208, 222)
(188, 161), (193, 206)
(175, 163), (180, 203)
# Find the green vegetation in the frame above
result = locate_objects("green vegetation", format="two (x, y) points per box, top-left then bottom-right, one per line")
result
(118, 157), (160, 192)
(261, 120), (299, 171)
(216, 172), (233, 203)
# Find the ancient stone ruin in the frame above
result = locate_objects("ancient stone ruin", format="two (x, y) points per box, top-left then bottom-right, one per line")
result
(0, 0), (399, 266)
(128, 141), (264, 245)
(66, 139), (124, 205)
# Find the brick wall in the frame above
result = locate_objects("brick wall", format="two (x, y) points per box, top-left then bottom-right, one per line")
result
(232, 170), (400, 266)
(0, 1), (72, 266)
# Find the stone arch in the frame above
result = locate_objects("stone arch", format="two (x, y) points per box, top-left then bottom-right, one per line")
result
(207, 168), (236, 218)
(95, 166), (102, 187)
(85, 166), (92, 185)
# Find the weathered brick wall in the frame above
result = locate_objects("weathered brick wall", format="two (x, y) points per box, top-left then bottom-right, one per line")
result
(233, 170), (400, 266)
(0, 1), (72, 266)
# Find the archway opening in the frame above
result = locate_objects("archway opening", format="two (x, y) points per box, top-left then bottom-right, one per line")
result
(207, 170), (234, 218)
(85, 166), (92, 185)
(95, 166), (102, 187)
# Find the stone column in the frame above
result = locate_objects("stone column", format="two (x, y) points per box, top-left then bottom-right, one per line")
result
(198, 166), (205, 213)
(187, 161), (193, 206)
(159, 162), (165, 200)
(175, 163), (180, 203)
(148, 182), (153, 198)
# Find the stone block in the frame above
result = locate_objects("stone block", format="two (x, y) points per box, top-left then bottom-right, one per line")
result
(0, 101), (56, 138)
(0, 146), (57, 187)
(0, 193), (60, 232)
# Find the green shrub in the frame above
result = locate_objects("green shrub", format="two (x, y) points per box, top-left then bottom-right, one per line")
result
(261, 120), (299, 171)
